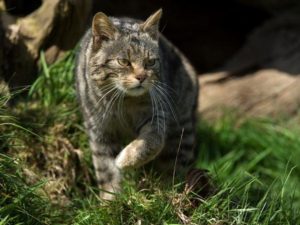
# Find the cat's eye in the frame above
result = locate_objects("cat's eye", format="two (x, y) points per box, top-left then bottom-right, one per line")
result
(145, 58), (156, 67)
(117, 58), (130, 67)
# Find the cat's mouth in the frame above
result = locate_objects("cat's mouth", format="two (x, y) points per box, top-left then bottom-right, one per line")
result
(133, 85), (144, 90)
(126, 85), (148, 96)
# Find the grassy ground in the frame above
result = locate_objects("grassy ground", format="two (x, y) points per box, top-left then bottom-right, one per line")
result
(0, 51), (300, 225)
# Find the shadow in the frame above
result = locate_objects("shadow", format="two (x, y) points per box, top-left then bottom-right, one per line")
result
(4, 0), (42, 16)
(0, 25), (37, 94)
(207, 11), (300, 77)
(92, 0), (270, 73)
(196, 120), (234, 163)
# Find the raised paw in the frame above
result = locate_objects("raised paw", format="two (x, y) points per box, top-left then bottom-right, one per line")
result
(115, 138), (162, 170)
(115, 139), (146, 169)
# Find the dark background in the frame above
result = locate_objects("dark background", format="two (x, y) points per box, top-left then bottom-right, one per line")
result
(91, 0), (271, 72)
(4, 0), (272, 72)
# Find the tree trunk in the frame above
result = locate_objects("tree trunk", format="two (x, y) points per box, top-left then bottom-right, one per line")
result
(0, 0), (91, 89)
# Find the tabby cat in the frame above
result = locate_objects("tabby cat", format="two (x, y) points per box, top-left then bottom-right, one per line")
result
(75, 9), (199, 200)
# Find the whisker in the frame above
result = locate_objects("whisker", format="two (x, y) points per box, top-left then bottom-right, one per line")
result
(101, 90), (120, 122)
(153, 84), (179, 126)
(89, 85), (118, 118)
(152, 88), (166, 134)
(150, 89), (161, 134)
(154, 82), (178, 108)
(91, 85), (120, 126)
(156, 90), (167, 133)
(149, 90), (155, 126)
(153, 80), (177, 96)
(117, 90), (126, 126)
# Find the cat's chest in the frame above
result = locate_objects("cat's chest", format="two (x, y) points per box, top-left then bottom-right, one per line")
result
(101, 96), (152, 136)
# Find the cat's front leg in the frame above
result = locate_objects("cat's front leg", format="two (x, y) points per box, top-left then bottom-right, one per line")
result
(90, 140), (121, 200)
(115, 123), (165, 169)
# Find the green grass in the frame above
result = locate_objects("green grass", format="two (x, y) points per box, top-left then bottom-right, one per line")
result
(0, 51), (299, 225)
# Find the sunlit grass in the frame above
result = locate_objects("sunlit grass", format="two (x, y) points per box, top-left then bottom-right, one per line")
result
(0, 52), (299, 224)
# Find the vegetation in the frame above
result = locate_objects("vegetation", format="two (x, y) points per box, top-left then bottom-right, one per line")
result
(0, 51), (299, 225)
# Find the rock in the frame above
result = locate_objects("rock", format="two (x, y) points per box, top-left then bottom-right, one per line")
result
(199, 13), (300, 119)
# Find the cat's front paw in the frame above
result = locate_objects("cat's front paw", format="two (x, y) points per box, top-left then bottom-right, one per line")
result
(115, 140), (145, 170)
(115, 150), (129, 169)
(115, 147), (138, 170)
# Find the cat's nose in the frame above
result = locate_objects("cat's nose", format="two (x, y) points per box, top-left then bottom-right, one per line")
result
(135, 74), (147, 83)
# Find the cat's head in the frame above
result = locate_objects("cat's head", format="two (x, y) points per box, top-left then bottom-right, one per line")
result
(89, 9), (162, 97)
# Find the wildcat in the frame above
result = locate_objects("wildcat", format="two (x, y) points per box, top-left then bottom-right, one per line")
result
(75, 9), (199, 200)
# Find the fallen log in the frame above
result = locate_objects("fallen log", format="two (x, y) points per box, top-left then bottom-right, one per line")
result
(0, 0), (91, 89)
(199, 12), (300, 119)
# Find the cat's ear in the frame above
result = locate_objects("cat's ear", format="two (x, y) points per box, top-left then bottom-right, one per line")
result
(92, 12), (118, 49)
(140, 9), (162, 39)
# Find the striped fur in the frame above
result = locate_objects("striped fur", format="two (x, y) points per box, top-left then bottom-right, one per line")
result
(75, 9), (199, 200)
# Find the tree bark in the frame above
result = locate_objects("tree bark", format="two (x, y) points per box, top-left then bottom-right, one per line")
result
(0, 0), (91, 89)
